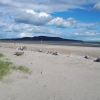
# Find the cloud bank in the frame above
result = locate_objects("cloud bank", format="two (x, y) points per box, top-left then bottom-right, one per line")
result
(0, 0), (100, 41)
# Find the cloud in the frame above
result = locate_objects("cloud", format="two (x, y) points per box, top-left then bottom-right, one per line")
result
(0, 18), (60, 38)
(48, 17), (76, 28)
(0, 0), (100, 41)
(48, 17), (99, 30)
(15, 9), (78, 28)
(74, 31), (99, 36)
(94, 2), (100, 10)
(0, 0), (100, 13)
(19, 32), (33, 37)
(0, 13), (99, 38)
(15, 9), (52, 26)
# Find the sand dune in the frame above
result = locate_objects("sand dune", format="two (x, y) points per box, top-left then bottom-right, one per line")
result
(0, 42), (100, 100)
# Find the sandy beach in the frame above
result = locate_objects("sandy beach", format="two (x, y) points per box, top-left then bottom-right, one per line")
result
(0, 42), (100, 100)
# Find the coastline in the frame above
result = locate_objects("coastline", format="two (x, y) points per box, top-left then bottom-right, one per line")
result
(0, 41), (100, 57)
(0, 40), (100, 47)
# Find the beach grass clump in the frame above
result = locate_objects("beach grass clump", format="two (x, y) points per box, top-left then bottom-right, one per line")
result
(0, 53), (4, 58)
(0, 60), (12, 80)
(11, 66), (31, 74)
(0, 53), (31, 80)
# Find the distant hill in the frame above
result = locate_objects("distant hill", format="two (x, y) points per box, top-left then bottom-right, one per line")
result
(0, 36), (100, 47)
(3, 36), (83, 42)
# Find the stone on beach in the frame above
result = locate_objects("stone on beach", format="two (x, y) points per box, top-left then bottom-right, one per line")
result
(14, 51), (24, 56)
(52, 52), (58, 56)
(94, 58), (100, 62)
(84, 56), (89, 59)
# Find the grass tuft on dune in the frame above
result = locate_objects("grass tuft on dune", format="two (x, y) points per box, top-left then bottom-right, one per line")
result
(0, 53), (4, 58)
(11, 66), (31, 74)
(0, 53), (31, 80)
(0, 60), (11, 80)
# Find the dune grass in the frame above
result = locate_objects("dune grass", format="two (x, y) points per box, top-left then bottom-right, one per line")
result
(0, 60), (11, 80)
(0, 53), (4, 58)
(0, 53), (31, 80)
(0, 53), (11, 80)
(11, 66), (31, 74)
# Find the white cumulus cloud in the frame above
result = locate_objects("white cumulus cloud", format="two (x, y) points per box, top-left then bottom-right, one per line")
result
(19, 32), (33, 37)
(48, 17), (76, 28)
(15, 9), (52, 26)
(94, 2), (100, 10)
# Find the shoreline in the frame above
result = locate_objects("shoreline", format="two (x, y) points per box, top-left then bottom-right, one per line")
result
(0, 41), (100, 58)
(0, 40), (100, 47)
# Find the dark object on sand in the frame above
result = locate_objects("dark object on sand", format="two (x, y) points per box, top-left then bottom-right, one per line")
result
(84, 56), (89, 59)
(14, 52), (24, 56)
(52, 52), (58, 56)
(94, 58), (100, 62)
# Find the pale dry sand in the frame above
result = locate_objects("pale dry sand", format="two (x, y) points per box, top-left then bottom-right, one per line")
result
(0, 42), (100, 100)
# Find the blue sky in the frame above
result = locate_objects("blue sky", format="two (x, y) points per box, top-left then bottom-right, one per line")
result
(0, 0), (100, 41)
